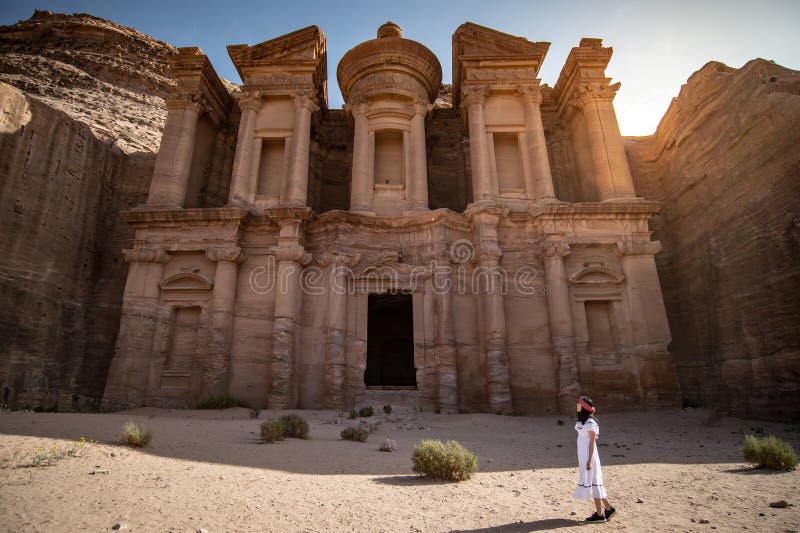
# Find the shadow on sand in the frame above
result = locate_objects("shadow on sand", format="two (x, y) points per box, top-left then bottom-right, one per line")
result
(448, 518), (584, 532)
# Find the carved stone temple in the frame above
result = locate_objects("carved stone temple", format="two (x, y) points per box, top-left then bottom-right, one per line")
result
(101, 22), (681, 414)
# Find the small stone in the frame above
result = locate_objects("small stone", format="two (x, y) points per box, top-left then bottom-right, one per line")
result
(758, 512), (765, 516)
(769, 500), (789, 508)
(636, 497), (644, 503)
(487, 458), (493, 463)
(111, 524), (129, 531)
(699, 519), (710, 524)
(691, 518), (696, 523)
(379, 438), (396, 452)
(570, 511), (577, 516)
(196, 529), (208, 533)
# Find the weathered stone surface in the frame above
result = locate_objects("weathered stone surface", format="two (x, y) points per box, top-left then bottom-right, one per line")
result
(625, 59), (800, 420)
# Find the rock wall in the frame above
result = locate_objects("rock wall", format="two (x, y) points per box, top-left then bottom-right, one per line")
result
(625, 59), (800, 420)
(0, 82), (153, 409)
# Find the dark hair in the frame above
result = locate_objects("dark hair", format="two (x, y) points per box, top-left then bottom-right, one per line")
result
(576, 395), (597, 424)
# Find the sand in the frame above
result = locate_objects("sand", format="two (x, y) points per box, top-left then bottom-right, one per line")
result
(0, 407), (798, 532)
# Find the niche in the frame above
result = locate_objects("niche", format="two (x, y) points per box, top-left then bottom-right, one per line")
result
(257, 138), (287, 196)
(493, 132), (524, 191)
(374, 130), (405, 187)
(165, 306), (201, 372)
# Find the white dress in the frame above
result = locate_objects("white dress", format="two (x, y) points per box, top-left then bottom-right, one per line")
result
(573, 418), (608, 499)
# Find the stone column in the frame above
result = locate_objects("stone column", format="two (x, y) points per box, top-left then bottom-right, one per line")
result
(102, 248), (170, 410)
(203, 247), (244, 398)
(576, 87), (636, 201)
(268, 220), (311, 409)
(228, 92), (261, 205)
(408, 102), (431, 211)
(432, 251), (459, 413)
(462, 87), (494, 203)
(519, 85), (556, 202)
(321, 250), (359, 409)
(285, 93), (319, 206)
(147, 99), (204, 207)
(349, 103), (374, 212)
(468, 206), (513, 413)
(542, 241), (581, 413)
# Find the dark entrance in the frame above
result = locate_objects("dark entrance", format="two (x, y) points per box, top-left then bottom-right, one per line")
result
(364, 293), (416, 388)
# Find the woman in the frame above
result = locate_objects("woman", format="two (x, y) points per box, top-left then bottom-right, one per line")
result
(573, 396), (616, 523)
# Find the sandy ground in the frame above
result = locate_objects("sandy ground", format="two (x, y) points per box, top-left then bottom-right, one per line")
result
(0, 407), (798, 532)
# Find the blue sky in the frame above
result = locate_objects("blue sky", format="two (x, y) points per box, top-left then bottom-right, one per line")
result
(2, 0), (799, 135)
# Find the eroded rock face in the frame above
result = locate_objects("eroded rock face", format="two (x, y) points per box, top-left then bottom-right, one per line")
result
(626, 59), (800, 420)
(0, 10), (176, 153)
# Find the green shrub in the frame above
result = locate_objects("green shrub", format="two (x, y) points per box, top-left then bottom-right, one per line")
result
(359, 406), (374, 417)
(743, 434), (798, 471)
(279, 414), (310, 439)
(341, 426), (369, 442)
(383, 404), (392, 415)
(412, 439), (477, 481)
(120, 421), (152, 448)
(196, 394), (249, 410)
(348, 409), (358, 419)
(260, 420), (286, 443)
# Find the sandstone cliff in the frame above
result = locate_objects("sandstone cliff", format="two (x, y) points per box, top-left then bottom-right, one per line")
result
(626, 59), (800, 420)
(0, 11), (175, 409)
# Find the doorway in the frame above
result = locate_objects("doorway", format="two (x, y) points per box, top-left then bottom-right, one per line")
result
(364, 292), (416, 388)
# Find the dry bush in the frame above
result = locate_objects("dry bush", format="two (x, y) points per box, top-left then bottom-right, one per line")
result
(359, 406), (374, 417)
(743, 434), (798, 471)
(341, 426), (369, 442)
(196, 394), (249, 409)
(260, 420), (285, 444)
(412, 439), (477, 481)
(120, 421), (152, 448)
(278, 414), (310, 439)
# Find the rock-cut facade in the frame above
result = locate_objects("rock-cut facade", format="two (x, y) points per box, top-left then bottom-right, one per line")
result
(102, 22), (681, 414)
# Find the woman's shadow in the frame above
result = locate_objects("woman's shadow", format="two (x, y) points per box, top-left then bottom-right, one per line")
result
(449, 518), (585, 532)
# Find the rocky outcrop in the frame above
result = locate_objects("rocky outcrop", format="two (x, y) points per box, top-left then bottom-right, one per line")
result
(0, 10), (176, 153)
(626, 59), (800, 420)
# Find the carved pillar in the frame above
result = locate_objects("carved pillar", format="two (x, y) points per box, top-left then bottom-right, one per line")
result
(408, 102), (431, 211)
(431, 250), (459, 413)
(542, 241), (581, 413)
(203, 247), (244, 398)
(102, 248), (170, 410)
(285, 93), (319, 206)
(228, 92), (261, 205)
(462, 87), (494, 203)
(147, 99), (204, 207)
(576, 86), (636, 201)
(268, 220), (311, 409)
(468, 206), (513, 413)
(519, 85), (556, 202)
(320, 250), (360, 409)
(349, 103), (373, 212)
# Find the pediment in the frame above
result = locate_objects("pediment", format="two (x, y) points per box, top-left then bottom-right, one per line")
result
(568, 265), (624, 286)
(454, 23), (549, 62)
(159, 272), (213, 291)
(227, 25), (326, 79)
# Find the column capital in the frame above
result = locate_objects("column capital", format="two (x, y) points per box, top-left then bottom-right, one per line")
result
(617, 239), (661, 256)
(318, 249), (361, 268)
(473, 244), (504, 266)
(541, 241), (571, 259)
(460, 85), (489, 108)
(123, 248), (171, 264)
(573, 81), (620, 107)
(517, 84), (543, 105)
(164, 92), (211, 114)
(293, 91), (320, 112)
(234, 90), (263, 112)
(205, 246), (246, 263)
(274, 244), (312, 265)
(343, 101), (369, 117)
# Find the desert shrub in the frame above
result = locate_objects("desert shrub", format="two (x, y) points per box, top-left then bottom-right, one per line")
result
(359, 406), (374, 417)
(348, 409), (358, 419)
(120, 421), (152, 448)
(412, 439), (477, 481)
(383, 404), (392, 415)
(340, 426), (369, 442)
(743, 434), (798, 471)
(196, 394), (249, 410)
(260, 420), (286, 444)
(279, 414), (310, 439)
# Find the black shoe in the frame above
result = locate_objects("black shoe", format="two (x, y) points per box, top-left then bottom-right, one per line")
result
(605, 507), (617, 521)
(585, 512), (607, 523)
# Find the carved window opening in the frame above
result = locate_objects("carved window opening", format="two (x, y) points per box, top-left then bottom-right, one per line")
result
(257, 138), (288, 196)
(493, 132), (525, 192)
(165, 306), (201, 372)
(584, 301), (618, 365)
(365, 293), (416, 388)
(373, 130), (405, 187)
